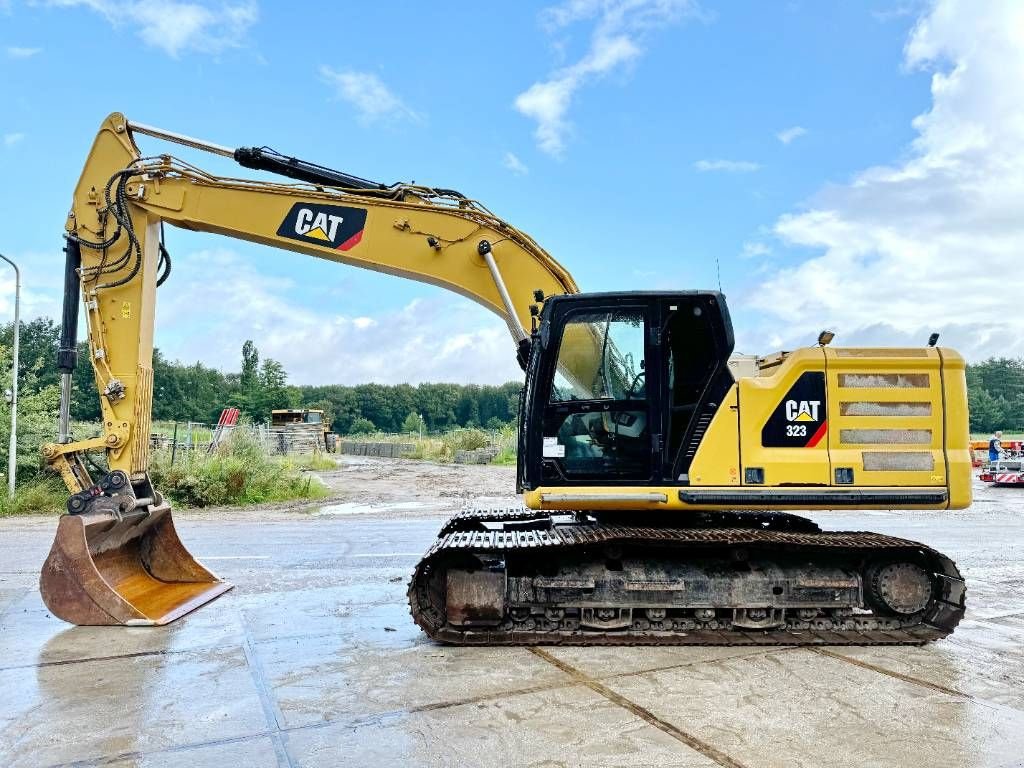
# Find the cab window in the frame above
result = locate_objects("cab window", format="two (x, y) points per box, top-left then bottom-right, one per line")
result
(543, 308), (651, 480)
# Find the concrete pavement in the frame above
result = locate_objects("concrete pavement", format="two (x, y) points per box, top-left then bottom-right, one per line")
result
(1, 460), (1023, 767)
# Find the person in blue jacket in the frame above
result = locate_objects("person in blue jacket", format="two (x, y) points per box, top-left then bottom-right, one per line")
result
(989, 430), (1003, 463)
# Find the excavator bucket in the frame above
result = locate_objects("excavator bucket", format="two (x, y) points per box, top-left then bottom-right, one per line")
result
(40, 502), (232, 626)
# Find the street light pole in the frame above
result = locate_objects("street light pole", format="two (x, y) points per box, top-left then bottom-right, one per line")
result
(0, 253), (19, 498)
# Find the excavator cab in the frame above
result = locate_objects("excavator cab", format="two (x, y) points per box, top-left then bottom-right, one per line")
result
(518, 291), (734, 492)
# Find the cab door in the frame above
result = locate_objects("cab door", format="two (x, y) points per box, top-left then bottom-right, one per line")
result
(537, 303), (659, 485)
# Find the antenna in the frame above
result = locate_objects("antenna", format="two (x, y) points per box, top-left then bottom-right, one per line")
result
(716, 257), (722, 292)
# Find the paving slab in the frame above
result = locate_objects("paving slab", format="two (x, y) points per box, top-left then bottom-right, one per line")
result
(104, 735), (281, 768)
(235, 582), (413, 643)
(285, 684), (720, 768)
(605, 647), (1024, 768)
(0, 590), (248, 670)
(827, 615), (1024, 712)
(546, 644), (787, 680)
(0, 645), (268, 768)
(957, 568), (1024, 620)
(257, 611), (573, 727)
(0, 587), (25, 615)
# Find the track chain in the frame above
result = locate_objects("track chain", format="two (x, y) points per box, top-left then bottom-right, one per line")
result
(438, 502), (545, 536)
(409, 507), (966, 647)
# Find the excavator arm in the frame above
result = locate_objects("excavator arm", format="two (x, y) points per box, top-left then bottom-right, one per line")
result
(39, 112), (578, 626)
(48, 112), (577, 485)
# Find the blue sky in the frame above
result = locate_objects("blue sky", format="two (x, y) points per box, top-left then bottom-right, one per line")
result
(1, 0), (1021, 385)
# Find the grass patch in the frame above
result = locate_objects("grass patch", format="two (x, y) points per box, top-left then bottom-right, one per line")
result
(0, 475), (68, 516)
(489, 447), (518, 466)
(286, 453), (340, 471)
(150, 429), (330, 508)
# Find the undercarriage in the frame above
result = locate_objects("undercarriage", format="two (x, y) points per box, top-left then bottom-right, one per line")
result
(409, 504), (965, 645)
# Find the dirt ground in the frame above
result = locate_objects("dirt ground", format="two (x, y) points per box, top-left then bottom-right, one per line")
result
(2, 457), (1024, 767)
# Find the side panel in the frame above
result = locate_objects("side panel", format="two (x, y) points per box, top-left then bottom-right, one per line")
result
(738, 349), (831, 486)
(939, 350), (972, 508)
(686, 385), (740, 486)
(825, 348), (945, 489)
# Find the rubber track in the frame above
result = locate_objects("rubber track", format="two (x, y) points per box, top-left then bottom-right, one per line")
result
(438, 503), (545, 535)
(409, 513), (966, 647)
(437, 503), (822, 536)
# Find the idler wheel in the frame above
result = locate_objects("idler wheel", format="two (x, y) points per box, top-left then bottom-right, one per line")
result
(868, 562), (933, 615)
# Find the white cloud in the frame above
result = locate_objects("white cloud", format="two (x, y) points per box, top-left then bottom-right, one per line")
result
(694, 158), (760, 172)
(515, 0), (701, 156)
(153, 249), (523, 385)
(776, 125), (807, 144)
(0, 250), (65, 322)
(502, 152), (529, 175)
(3, 133), (25, 147)
(747, 0), (1024, 360)
(6, 46), (42, 58)
(47, 0), (257, 57)
(741, 241), (770, 259)
(320, 66), (420, 124)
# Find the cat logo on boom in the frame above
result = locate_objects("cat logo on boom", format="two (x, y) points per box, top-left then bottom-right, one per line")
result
(276, 203), (367, 251)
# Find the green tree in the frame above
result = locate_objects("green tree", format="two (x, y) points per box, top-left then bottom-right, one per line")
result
(70, 340), (101, 421)
(258, 358), (291, 412)
(402, 411), (425, 434)
(0, 318), (61, 392)
(0, 343), (61, 482)
(967, 358), (1024, 432)
(415, 383), (460, 430)
(456, 385), (481, 427)
(240, 340), (259, 389)
(968, 386), (1003, 433)
(355, 383), (395, 431)
(349, 417), (376, 434)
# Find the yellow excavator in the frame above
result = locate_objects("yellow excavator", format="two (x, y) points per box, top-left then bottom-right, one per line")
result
(40, 113), (970, 644)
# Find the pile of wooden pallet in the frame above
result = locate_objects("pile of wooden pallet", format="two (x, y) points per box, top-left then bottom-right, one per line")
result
(269, 422), (323, 455)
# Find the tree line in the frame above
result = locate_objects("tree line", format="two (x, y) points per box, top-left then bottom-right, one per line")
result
(0, 317), (1020, 437)
(966, 358), (1024, 433)
(0, 318), (520, 434)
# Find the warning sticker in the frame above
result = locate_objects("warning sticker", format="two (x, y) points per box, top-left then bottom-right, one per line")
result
(543, 437), (565, 458)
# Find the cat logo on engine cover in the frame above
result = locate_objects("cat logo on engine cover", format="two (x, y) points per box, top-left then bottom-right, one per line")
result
(762, 371), (827, 448)
(277, 203), (367, 251)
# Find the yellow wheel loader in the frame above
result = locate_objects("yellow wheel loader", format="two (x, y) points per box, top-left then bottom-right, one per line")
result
(40, 114), (970, 642)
